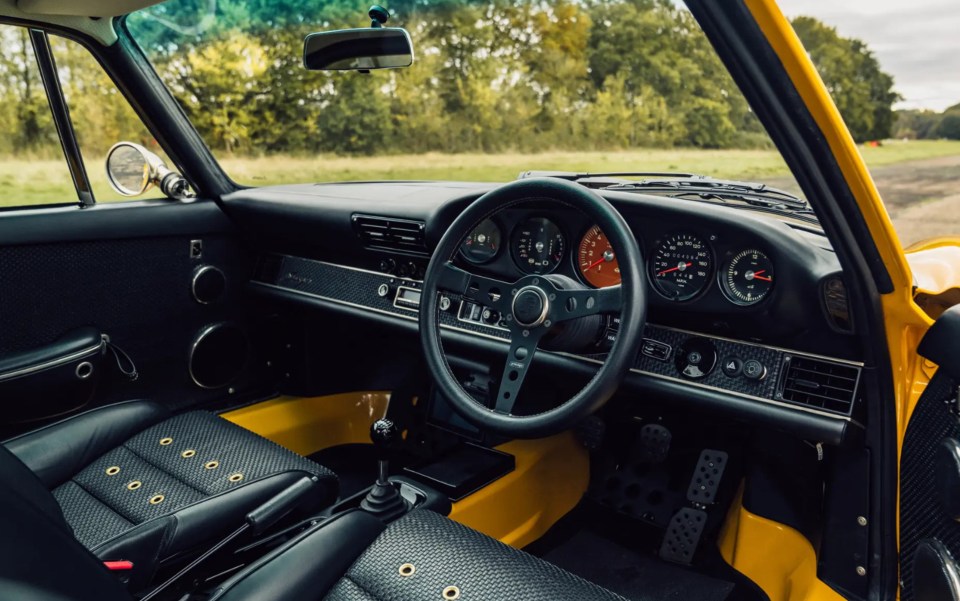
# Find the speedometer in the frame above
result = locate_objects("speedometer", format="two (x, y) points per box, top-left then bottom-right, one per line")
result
(511, 217), (565, 274)
(650, 233), (713, 301)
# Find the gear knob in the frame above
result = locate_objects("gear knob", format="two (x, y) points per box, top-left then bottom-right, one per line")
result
(370, 418), (399, 454)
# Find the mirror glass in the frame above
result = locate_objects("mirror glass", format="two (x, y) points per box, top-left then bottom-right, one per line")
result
(106, 144), (151, 196)
(304, 28), (413, 71)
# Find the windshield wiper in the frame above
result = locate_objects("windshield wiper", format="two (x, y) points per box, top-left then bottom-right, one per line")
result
(518, 170), (697, 180)
(602, 177), (809, 211)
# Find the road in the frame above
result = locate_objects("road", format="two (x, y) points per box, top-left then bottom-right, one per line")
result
(763, 154), (960, 247)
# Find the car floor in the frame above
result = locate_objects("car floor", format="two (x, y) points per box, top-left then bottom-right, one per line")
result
(524, 503), (765, 601)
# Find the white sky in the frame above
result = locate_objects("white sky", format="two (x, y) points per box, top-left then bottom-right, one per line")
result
(777, 0), (960, 111)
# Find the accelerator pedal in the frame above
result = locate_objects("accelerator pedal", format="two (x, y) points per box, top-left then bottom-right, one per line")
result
(659, 507), (708, 564)
(687, 449), (728, 504)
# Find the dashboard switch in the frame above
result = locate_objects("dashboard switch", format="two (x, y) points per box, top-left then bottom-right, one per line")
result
(721, 357), (743, 378)
(641, 339), (672, 361)
(376, 283), (391, 298)
(743, 359), (767, 381)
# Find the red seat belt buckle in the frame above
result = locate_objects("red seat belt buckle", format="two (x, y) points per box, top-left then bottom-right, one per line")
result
(103, 560), (134, 571)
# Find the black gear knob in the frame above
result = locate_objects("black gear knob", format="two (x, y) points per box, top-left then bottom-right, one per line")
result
(370, 418), (399, 454)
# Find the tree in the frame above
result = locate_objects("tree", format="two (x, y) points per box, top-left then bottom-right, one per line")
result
(936, 114), (960, 140)
(791, 16), (900, 142)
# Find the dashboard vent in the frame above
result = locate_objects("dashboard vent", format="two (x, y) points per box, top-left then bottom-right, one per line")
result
(353, 215), (427, 255)
(777, 355), (860, 415)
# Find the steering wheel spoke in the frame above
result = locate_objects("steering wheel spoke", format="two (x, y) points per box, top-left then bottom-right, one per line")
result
(436, 262), (512, 313)
(493, 330), (544, 415)
(551, 285), (622, 322)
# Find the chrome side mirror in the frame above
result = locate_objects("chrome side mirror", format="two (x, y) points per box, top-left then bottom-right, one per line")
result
(105, 142), (193, 200)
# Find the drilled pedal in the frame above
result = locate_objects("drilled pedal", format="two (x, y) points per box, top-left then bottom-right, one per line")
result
(687, 449), (728, 504)
(659, 507), (707, 564)
(638, 424), (672, 463)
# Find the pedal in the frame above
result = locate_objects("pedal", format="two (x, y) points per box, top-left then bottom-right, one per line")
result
(659, 507), (707, 564)
(637, 423), (672, 463)
(687, 449), (728, 504)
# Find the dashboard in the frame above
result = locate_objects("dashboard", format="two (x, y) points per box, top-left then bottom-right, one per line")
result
(223, 181), (864, 444)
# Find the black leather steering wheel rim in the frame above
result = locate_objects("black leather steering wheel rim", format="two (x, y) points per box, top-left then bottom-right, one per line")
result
(419, 177), (647, 438)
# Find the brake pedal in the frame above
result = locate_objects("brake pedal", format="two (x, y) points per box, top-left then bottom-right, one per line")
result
(687, 449), (728, 504)
(659, 507), (707, 564)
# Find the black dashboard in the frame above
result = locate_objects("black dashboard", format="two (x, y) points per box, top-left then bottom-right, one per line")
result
(224, 180), (864, 443)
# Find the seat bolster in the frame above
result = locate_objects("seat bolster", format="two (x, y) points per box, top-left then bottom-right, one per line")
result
(3, 400), (169, 488)
(210, 510), (386, 601)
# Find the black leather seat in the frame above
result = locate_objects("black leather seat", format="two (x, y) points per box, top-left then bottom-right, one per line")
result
(1, 400), (337, 587)
(1, 421), (626, 601)
(210, 509), (628, 601)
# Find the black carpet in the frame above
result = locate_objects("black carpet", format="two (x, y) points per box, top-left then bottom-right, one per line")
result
(537, 528), (734, 601)
(308, 443), (380, 499)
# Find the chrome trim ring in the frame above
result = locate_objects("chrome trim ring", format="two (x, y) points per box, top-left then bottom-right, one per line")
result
(511, 286), (549, 327)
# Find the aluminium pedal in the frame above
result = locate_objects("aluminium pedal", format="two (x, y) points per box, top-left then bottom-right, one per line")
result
(659, 507), (707, 564)
(687, 449), (728, 504)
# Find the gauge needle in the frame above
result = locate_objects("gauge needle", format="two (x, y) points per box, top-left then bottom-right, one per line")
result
(751, 270), (772, 282)
(657, 262), (692, 276)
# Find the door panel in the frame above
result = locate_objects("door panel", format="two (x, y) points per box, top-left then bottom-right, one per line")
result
(901, 305), (960, 601)
(0, 202), (275, 436)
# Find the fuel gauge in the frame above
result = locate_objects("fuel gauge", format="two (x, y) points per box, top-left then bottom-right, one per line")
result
(459, 218), (502, 264)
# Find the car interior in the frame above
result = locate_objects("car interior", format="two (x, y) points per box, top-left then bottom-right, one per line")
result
(6, 0), (960, 601)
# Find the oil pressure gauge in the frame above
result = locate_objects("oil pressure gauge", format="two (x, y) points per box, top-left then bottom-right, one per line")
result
(721, 249), (774, 306)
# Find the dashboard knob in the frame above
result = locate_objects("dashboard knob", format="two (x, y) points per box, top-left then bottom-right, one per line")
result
(376, 283), (391, 298)
(379, 258), (396, 274)
(674, 337), (717, 379)
(481, 307), (500, 324)
(439, 295), (452, 312)
(743, 359), (767, 381)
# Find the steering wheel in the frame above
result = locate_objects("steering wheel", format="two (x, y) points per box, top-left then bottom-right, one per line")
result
(419, 178), (647, 438)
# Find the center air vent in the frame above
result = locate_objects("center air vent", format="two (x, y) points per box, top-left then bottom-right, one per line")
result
(777, 355), (861, 415)
(353, 215), (427, 255)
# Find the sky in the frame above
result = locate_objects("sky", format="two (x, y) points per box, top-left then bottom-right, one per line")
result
(777, 0), (960, 111)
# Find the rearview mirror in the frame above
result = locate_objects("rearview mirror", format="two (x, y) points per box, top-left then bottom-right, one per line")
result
(303, 28), (414, 71)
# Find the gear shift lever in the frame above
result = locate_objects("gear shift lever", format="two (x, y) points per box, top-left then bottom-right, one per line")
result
(360, 418), (408, 520)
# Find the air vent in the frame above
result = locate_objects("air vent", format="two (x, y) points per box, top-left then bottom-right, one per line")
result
(777, 355), (861, 415)
(353, 215), (427, 255)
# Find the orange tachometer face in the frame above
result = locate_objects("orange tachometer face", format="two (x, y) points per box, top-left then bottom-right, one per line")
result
(578, 225), (621, 288)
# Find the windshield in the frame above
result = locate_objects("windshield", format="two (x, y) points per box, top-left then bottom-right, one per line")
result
(127, 1), (954, 247)
(126, 1), (802, 186)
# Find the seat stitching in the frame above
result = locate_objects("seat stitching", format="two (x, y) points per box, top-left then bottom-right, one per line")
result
(67, 478), (136, 527)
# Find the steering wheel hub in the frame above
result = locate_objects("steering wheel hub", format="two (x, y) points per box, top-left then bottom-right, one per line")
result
(512, 286), (549, 327)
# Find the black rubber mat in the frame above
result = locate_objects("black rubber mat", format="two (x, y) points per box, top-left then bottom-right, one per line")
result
(536, 528), (734, 601)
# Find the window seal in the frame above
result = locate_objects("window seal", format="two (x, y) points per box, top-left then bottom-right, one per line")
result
(29, 28), (94, 207)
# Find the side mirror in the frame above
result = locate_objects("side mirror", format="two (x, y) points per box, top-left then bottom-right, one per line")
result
(303, 27), (414, 71)
(105, 142), (193, 200)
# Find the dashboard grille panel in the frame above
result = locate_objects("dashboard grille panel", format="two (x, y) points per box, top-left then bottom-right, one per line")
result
(353, 215), (427, 255)
(777, 355), (859, 414)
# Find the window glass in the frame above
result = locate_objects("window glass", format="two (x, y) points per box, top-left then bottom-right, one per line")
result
(0, 25), (76, 208)
(49, 33), (171, 202)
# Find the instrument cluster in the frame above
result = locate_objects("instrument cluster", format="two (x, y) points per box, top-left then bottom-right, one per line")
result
(457, 212), (776, 308)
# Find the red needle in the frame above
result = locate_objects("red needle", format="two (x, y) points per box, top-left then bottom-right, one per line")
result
(584, 256), (607, 271)
(658, 262), (691, 276)
(753, 275), (772, 282)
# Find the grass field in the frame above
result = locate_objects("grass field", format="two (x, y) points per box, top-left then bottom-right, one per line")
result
(2, 139), (960, 207)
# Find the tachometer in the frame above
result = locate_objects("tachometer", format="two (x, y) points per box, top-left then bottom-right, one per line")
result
(721, 249), (774, 305)
(578, 225), (621, 288)
(459, 218), (502, 264)
(650, 233), (713, 301)
(511, 217), (565, 274)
